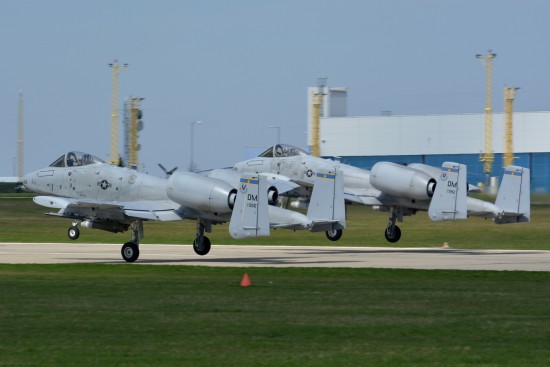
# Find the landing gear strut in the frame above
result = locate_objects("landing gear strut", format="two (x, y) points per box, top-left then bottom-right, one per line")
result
(384, 207), (402, 243)
(121, 221), (142, 262)
(193, 220), (211, 256)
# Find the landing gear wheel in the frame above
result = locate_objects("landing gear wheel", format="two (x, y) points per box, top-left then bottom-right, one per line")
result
(193, 236), (211, 256)
(325, 229), (343, 241)
(121, 242), (140, 262)
(384, 225), (401, 243)
(68, 226), (80, 240)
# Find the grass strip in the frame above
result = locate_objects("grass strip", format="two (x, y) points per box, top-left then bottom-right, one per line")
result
(0, 265), (549, 366)
(1, 196), (549, 250)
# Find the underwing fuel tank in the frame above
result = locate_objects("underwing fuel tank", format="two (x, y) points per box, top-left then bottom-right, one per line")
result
(167, 171), (237, 213)
(370, 162), (436, 200)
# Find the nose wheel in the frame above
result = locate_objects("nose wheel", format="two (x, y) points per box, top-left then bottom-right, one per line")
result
(68, 225), (80, 240)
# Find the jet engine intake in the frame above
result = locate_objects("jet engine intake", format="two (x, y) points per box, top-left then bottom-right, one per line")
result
(167, 172), (236, 213)
(267, 186), (278, 205)
(370, 162), (436, 200)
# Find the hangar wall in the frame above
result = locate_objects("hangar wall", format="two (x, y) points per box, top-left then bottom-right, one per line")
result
(316, 112), (550, 193)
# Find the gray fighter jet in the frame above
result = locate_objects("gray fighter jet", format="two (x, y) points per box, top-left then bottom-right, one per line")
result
(233, 144), (531, 243)
(23, 151), (346, 262)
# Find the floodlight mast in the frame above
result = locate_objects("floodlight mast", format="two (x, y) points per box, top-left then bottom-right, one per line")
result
(475, 51), (496, 182)
(108, 60), (128, 165)
(503, 86), (519, 168)
(311, 77), (326, 157)
(128, 97), (144, 170)
(17, 91), (24, 180)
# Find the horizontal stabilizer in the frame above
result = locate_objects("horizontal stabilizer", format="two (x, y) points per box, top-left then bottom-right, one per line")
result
(428, 162), (467, 221)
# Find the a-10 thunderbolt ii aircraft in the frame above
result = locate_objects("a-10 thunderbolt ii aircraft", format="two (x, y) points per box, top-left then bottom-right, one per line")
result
(232, 144), (531, 242)
(22, 151), (347, 262)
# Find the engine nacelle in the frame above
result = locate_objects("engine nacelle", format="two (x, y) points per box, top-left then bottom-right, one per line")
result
(167, 171), (237, 213)
(370, 162), (436, 200)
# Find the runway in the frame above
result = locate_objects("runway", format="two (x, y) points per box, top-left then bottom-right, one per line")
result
(0, 242), (549, 271)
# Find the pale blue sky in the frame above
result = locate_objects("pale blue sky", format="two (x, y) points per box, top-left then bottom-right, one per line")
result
(1, 0), (550, 176)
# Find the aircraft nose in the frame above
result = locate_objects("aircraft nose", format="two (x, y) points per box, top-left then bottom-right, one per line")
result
(21, 171), (35, 191)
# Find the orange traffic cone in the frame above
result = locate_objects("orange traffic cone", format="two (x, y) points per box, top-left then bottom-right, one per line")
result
(240, 273), (251, 287)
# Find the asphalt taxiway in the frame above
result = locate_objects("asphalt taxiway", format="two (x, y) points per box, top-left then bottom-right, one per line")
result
(0, 242), (549, 271)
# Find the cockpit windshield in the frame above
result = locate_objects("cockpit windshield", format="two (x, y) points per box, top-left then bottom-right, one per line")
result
(49, 152), (105, 168)
(258, 144), (309, 158)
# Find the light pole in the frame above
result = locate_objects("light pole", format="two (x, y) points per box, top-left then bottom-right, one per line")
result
(268, 125), (281, 144)
(11, 156), (16, 177)
(189, 121), (203, 172)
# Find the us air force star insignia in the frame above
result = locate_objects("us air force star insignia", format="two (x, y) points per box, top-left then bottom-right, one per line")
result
(306, 169), (313, 177)
(128, 175), (137, 184)
(98, 180), (111, 190)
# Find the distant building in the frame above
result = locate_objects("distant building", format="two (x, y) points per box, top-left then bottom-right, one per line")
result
(307, 86), (550, 193)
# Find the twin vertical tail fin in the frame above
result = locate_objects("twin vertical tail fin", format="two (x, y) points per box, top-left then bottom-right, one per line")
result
(307, 170), (346, 232)
(229, 175), (270, 239)
(229, 170), (346, 237)
(494, 166), (530, 224)
(428, 162), (468, 221)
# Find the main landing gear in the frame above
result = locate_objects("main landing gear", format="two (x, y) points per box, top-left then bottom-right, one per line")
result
(121, 221), (142, 263)
(325, 229), (343, 241)
(193, 220), (211, 256)
(65, 218), (214, 263)
(384, 207), (402, 243)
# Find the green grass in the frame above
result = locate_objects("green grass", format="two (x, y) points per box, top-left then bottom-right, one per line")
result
(1, 196), (549, 250)
(0, 265), (549, 366)
(1, 196), (549, 366)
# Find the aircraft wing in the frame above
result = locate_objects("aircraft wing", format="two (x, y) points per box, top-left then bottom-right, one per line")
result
(33, 196), (183, 222)
(341, 187), (383, 205)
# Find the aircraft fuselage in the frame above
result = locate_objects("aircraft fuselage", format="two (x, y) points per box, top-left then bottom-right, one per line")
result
(25, 163), (168, 202)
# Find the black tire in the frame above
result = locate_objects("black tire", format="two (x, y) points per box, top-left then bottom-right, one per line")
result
(68, 226), (80, 240)
(325, 229), (343, 241)
(193, 236), (211, 256)
(121, 242), (140, 262)
(384, 225), (401, 243)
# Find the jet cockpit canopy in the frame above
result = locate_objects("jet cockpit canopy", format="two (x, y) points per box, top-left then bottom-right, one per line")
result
(258, 144), (309, 158)
(49, 152), (105, 168)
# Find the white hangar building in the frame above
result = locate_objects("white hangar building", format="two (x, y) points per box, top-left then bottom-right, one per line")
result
(307, 86), (550, 193)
